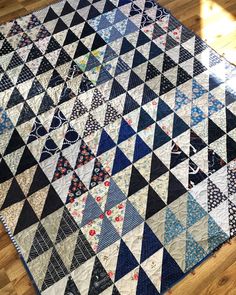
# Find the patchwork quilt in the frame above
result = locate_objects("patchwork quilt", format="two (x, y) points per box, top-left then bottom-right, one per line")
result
(0, 0), (236, 294)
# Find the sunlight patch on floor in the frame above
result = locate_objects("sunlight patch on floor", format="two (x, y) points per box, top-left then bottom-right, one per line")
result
(200, 0), (236, 41)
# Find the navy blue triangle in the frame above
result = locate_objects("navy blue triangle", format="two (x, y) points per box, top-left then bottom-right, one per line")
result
(128, 166), (148, 197)
(156, 98), (173, 121)
(161, 249), (184, 293)
(49, 108), (67, 132)
(97, 129), (116, 156)
(120, 37), (135, 55)
(40, 136), (59, 162)
(86, 54), (101, 71)
(133, 135), (152, 162)
(141, 223), (163, 263)
(97, 67), (113, 85)
(137, 267), (160, 295)
(110, 79), (126, 99)
(132, 50), (147, 67)
(172, 114), (189, 138)
(149, 42), (163, 59)
(128, 70), (143, 91)
(115, 239), (139, 282)
(153, 124), (171, 149)
(112, 147), (131, 175)
(209, 74), (222, 91)
(104, 46), (117, 63)
(141, 84), (157, 105)
(118, 118), (136, 144)
(136, 30), (150, 47)
(97, 216), (120, 252)
(123, 93), (140, 115)
(115, 58), (130, 76)
(137, 108), (155, 132)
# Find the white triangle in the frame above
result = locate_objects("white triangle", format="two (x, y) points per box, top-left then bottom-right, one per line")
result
(115, 266), (139, 295)
(118, 134), (136, 162)
(62, 139), (82, 169)
(210, 107), (226, 132)
(154, 140), (172, 169)
(190, 146), (208, 175)
(171, 158), (189, 190)
(174, 129), (190, 156)
(141, 248), (163, 293)
(128, 186), (148, 219)
(55, 231), (78, 270)
(28, 248), (53, 290)
(150, 172), (169, 204)
(41, 207), (64, 244)
(27, 135), (47, 162)
(180, 57), (194, 77)
(209, 135), (227, 162)
(182, 36), (195, 55)
(123, 108), (140, 134)
(164, 66), (178, 86)
(4, 146), (25, 175)
(52, 171), (73, 203)
(76, 158), (95, 189)
(189, 178), (208, 211)
(209, 165), (228, 196)
(142, 98), (159, 121)
(39, 152), (60, 182)
(134, 153), (152, 181)
(209, 199), (230, 236)
(166, 45), (180, 63)
(97, 239), (120, 282)
(122, 223), (144, 263)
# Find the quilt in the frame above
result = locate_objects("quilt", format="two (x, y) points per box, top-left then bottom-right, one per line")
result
(0, 0), (236, 294)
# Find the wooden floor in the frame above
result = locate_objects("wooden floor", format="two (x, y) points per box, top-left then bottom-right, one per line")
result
(0, 0), (236, 294)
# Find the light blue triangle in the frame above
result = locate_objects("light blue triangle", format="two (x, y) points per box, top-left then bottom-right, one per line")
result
(98, 15), (112, 30)
(88, 15), (101, 31)
(208, 216), (229, 253)
(104, 9), (116, 24)
(125, 19), (138, 35)
(97, 216), (120, 252)
(192, 79), (207, 100)
(99, 27), (113, 43)
(164, 208), (185, 244)
(103, 45), (117, 63)
(208, 93), (224, 116)
(122, 200), (143, 236)
(174, 89), (191, 111)
(109, 26), (123, 43)
(106, 178), (127, 210)
(114, 19), (127, 35)
(80, 193), (102, 227)
(114, 9), (126, 23)
(185, 232), (206, 271)
(187, 193), (207, 228)
(86, 54), (100, 71)
(190, 105), (206, 127)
